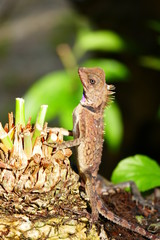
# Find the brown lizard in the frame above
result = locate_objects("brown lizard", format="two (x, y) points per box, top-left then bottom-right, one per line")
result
(47, 67), (160, 239)
(72, 67), (114, 222)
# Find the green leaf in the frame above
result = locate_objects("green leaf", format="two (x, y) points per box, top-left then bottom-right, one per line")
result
(15, 98), (25, 127)
(24, 71), (74, 123)
(104, 102), (123, 150)
(111, 154), (160, 192)
(59, 104), (74, 130)
(74, 30), (125, 58)
(139, 56), (160, 71)
(83, 58), (129, 81)
(59, 86), (82, 130)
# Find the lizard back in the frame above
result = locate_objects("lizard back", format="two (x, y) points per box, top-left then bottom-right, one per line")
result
(73, 103), (104, 178)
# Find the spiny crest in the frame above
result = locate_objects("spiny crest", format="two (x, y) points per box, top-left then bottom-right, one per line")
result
(106, 84), (115, 105)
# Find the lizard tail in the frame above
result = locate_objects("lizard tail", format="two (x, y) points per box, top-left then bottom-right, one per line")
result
(96, 196), (160, 240)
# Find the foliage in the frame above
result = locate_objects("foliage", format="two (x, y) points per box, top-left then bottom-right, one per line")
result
(25, 71), (80, 130)
(73, 30), (125, 58)
(111, 155), (160, 192)
(24, 29), (129, 150)
(104, 102), (123, 151)
(24, 19), (160, 151)
(83, 58), (129, 81)
(139, 20), (160, 71)
(1, 2), (160, 201)
(140, 56), (160, 71)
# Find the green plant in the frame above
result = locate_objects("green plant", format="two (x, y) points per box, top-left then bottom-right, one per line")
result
(0, 99), (99, 239)
(111, 154), (160, 192)
(24, 28), (130, 151)
(23, 25), (160, 192)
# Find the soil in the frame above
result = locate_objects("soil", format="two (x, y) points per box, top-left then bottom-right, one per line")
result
(98, 189), (160, 239)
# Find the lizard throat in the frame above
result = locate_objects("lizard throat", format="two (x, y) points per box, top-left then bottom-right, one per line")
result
(80, 90), (86, 103)
(81, 104), (96, 113)
(80, 89), (104, 113)
(81, 94), (85, 103)
(80, 101), (104, 113)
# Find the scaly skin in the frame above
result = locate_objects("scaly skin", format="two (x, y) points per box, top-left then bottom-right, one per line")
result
(72, 67), (114, 221)
(72, 67), (160, 240)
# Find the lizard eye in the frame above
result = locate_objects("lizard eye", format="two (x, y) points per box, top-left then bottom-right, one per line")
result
(89, 79), (95, 84)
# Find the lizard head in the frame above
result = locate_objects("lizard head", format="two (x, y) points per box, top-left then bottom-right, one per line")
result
(78, 67), (115, 108)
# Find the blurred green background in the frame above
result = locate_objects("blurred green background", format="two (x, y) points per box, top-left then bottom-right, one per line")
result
(0, 0), (159, 179)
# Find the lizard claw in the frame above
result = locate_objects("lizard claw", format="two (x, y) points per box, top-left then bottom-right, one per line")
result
(43, 141), (57, 148)
(132, 196), (155, 212)
(148, 222), (160, 233)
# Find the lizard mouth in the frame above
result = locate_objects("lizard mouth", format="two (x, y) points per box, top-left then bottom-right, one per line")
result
(83, 89), (86, 98)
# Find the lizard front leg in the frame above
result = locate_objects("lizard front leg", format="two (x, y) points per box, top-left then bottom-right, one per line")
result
(47, 127), (73, 137)
(45, 127), (84, 150)
(44, 137), (84, 151)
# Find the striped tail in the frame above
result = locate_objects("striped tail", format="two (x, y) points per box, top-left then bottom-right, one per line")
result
(96, 195), (160, 240)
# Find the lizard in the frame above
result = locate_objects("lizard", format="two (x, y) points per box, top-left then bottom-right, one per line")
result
(47, 67), (160, 240)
